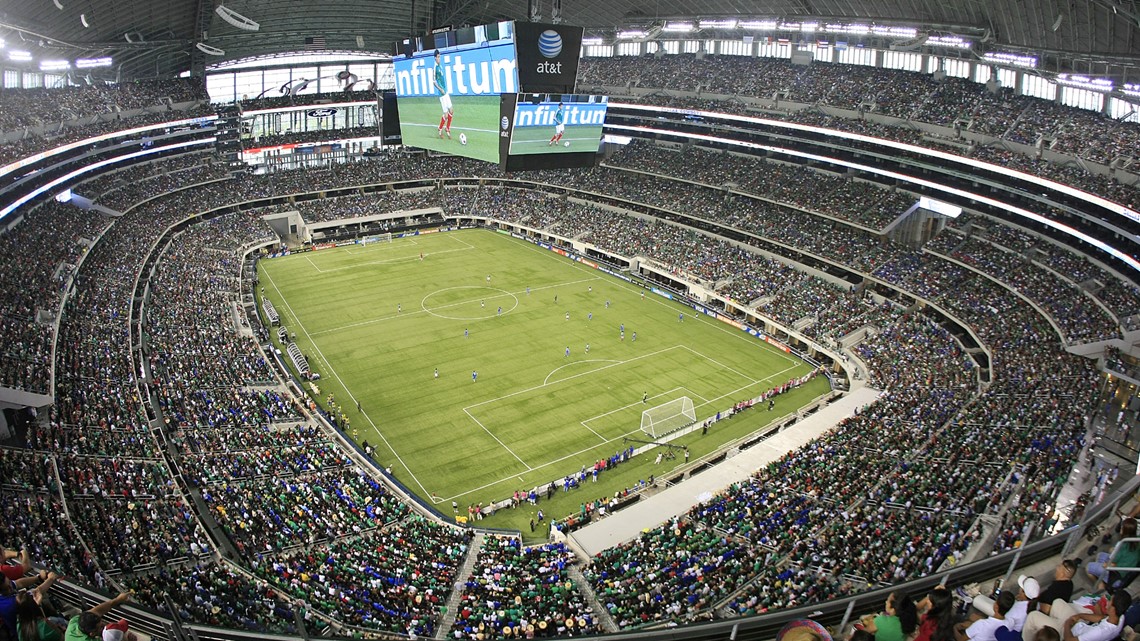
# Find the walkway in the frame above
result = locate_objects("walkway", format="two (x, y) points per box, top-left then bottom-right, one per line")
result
(570, 386), (881, 555)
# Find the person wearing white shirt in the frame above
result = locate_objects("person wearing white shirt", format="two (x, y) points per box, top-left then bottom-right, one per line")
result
(1023, 591), (1130, 641)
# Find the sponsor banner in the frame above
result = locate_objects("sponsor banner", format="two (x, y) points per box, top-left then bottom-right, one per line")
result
(511, 232), (526, 240)
(394, 40), (518, 97)
(499, 93), (517, 167)
(717, 315), (745, 330)
(513, 22), (583, 93)
(420, 228), (439, 234)
(553, 248), (569, 257)
(579, 258), (598, 268)
(764, 335), (791, 352)
(539, 242), (550, 249)
(307, 108), (338, 118)
(312, 242), (336, 251)
(496, 228), (512, 235)
(335, 240), (357, 247)
(651, 287), (674, 301)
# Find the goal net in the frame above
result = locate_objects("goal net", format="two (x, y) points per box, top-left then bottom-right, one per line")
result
(361, 232), (392, 246)
(641, 396), (696, 439)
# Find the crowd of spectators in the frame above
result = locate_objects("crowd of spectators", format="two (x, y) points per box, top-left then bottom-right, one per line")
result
(0, 199), (110, 393)
(0, 79), (207, 132)
(0, 105), (215, 168)
(0, 112), (1125, 636)
(252, 516), (470, 636)
(579, 55), (1140, 213)
(452, 537), (601, 639)
(122, 561), (298, 634)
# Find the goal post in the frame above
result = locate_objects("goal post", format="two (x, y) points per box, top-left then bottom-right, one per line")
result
(641, 396), (696, 439)
(360, 232), (392, 246)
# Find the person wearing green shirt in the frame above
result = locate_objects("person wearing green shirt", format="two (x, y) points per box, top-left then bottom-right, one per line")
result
(64, 591), (130, 641)
(862, 591), (919, 641)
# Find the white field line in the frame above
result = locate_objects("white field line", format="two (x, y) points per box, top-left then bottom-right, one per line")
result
(311, 275), (601, 336)
(462, 407), (533, 470)
(260, 267), (434, 499)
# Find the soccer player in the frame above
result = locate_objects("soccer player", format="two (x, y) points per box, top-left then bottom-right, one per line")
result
(632, 331), (637, 342)
(605, 299), (610, 309)
(497, 306), (502, 316)
(565, 346), (570, 358)
(588, 312), (592, 321)
(526, 286), (531, 295)
(585, 343), (590, 354)
(464, 328), (469, 339)
(481, 299), (485, 308)
(679, 312), (684, 322)
(565, 312), (570, 321)
(434, 50), (453, 139)
(397, 303), (401, 314)
(643, 392), (648, 404)
(434, 367), (439, 379)
(472, 370), (477, 382)
(620, 323), (625, 333)
(548, 101), (566, 146)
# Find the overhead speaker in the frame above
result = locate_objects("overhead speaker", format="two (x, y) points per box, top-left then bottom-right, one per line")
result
(215, 5), (260, 31)
(80, 13), (89, 27)
(1052, 14), (1064, 31)
(52, 0), (64, 9)
(196, 42), (225, 56)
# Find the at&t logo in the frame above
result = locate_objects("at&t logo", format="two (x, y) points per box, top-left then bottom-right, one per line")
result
(536, 29), (563, 74)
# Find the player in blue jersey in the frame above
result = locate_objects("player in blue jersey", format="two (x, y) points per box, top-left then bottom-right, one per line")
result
(434, 50), (453, 139)
(548, 102), (565, 146)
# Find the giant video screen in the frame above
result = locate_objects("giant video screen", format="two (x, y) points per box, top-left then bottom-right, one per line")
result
(393, 22), (518, 163)
(507, 94), (607, 155)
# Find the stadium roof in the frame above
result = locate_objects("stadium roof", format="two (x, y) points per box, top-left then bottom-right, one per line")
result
(0, 0), (1138, 80)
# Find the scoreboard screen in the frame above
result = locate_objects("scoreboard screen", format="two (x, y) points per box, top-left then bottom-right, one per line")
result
(507, 94), (607, 155)
(392, 21), (584, 164)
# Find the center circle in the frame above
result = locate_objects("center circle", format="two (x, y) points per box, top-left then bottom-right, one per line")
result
(421, 286), (520, 320)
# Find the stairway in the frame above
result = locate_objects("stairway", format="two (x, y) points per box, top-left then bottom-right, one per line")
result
(435, 532), (485, 639)
(566, 564), (620, 633)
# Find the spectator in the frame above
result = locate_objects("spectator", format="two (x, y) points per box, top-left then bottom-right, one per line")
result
(862, 591), (918, 641)
(915, 586), (959, 641)
(1023, 590), (1130, 641)
(65, 592), (131, 641)
(956, 591), (1016, 641)
(1034, 561), (1078, 615)
(1086, 519), (1140, 590)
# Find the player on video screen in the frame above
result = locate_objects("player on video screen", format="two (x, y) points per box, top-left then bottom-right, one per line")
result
(434, 50), (453, 139)
(548, 101), (565, 146)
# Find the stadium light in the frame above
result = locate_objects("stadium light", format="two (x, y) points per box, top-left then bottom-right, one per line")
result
(76, 56), (112, 68)
(40, 60), (70, 71)
(581, 37), (605, 46)
(698, 19), (737, 29)
(8, 50), (32, 62)
(927, 35), (971, 48)
(739, 20), (778, 30)
(800, 22), (819, 32)
(1123, 83), (1140, 97)
(871, 25), (918, 37)
(616, 29), (648, 39)
(1057, 74), (1113, 91)
(983, 51), (1037, 68)
(663, 22), (695, 32)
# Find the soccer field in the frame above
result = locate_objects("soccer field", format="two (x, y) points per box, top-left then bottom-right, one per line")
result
(258, 229), (824, 517)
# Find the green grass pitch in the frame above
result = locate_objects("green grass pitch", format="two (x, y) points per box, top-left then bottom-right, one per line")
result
(258, 229), (829, 533)
(397, 95), (502, 163)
